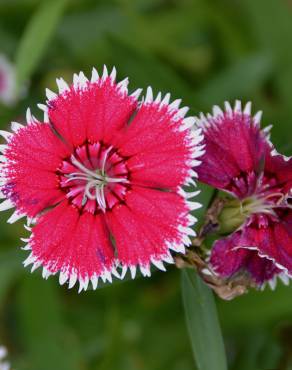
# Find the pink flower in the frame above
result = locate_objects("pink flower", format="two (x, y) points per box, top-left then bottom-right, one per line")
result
(0, 54), (16, 106)
(196, 101), (292, 289)
(0, 66), (203, 291)
(0, 346), (10, 370)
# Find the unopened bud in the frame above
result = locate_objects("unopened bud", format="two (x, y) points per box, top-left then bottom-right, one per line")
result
(218, 198), (246, 234)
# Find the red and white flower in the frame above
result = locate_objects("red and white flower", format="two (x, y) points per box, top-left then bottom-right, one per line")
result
(196, 101), (292, 289)
(0, 66), (203, 291)
(0, 54), (16, 106)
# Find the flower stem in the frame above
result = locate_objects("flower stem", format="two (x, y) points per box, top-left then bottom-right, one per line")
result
(181, 269), (228, 370)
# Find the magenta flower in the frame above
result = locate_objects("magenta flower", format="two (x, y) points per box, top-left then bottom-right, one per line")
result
(0, 66), (203, 291)
(195, 101), (292, 289)
(0, 54), (16, 106)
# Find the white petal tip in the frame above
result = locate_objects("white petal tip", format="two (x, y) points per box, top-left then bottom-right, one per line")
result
(131, 88), (143, 100)
(151, 259), (166, 272)
(145, 86), (153, 103)
(56, 78), (69, 94)
(140, 265), (151, 277)
(46, 88), (57, 101)
(91, 67), (99, 82)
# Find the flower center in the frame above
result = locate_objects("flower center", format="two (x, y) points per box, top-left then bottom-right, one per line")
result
(218, 191), (289, 233)
(241, 192), (285, 216)
(58, 142), (129, 213)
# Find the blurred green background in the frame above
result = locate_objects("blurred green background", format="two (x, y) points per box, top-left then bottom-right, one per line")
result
(1, 0), (292, 369)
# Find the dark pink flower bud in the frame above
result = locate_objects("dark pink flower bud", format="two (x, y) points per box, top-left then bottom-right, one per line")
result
(196, 100), (292, 289)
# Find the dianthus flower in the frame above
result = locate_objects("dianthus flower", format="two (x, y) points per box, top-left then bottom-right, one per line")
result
(0, 54), (16, 106)
(0, 346), (10, 370)
(0, 66), (203, 291)
(195, 101), (292, 289)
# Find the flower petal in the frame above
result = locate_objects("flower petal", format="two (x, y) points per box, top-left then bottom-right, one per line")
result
(114, 95), (203, 189)
(210, 229), (280, 286)
(28, 201), (115, 290)
(237, 212), (292, 277)
(196, 101), (270, 198)
(105, 186), (193, 274)
(48, 71), (138, 147)
(2, 123), (70, 217)
(265, 150), (292, 195)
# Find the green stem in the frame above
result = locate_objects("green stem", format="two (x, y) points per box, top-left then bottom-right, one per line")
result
(181, 269), (228, 370)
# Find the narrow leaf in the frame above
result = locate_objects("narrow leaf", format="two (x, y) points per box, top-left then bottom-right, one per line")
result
(15, 0), (67, 90)
(181, 269), (227, 370)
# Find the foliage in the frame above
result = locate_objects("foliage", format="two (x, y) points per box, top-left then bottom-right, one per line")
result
(182, 269), (227, 370)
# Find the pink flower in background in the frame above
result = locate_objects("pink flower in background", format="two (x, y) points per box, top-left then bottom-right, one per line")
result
(0, 55), (16, 106)
(0, 346), (10, 370)
(196, 101), (292, 289)
(0, 66), (203, 291)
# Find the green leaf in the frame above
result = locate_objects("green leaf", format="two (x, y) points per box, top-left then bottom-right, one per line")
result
(244, 0), (292, 64)
(15, 0), (67, 90)
(16, 275), (83, 370)
(181, 269), (227, 370)
(218, 283), (292, 330)
(0, 250), (23, 305)
(107, 35), (192, 103)
(195, 53), (273, 107)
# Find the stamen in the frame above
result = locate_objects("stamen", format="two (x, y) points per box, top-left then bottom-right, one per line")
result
(84, 180), (97, 200)
(96, 185), (106, 211)
(64, 176), (89, 183)
(239, 191), (287, 220)
(64, 153), (128, 211)
(101, 146), (112, 176)
(104, 176), (128, 183)
(71, 155), (104, 181)
(263, 192), (285, 205)
(264, 192), (284, 200)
